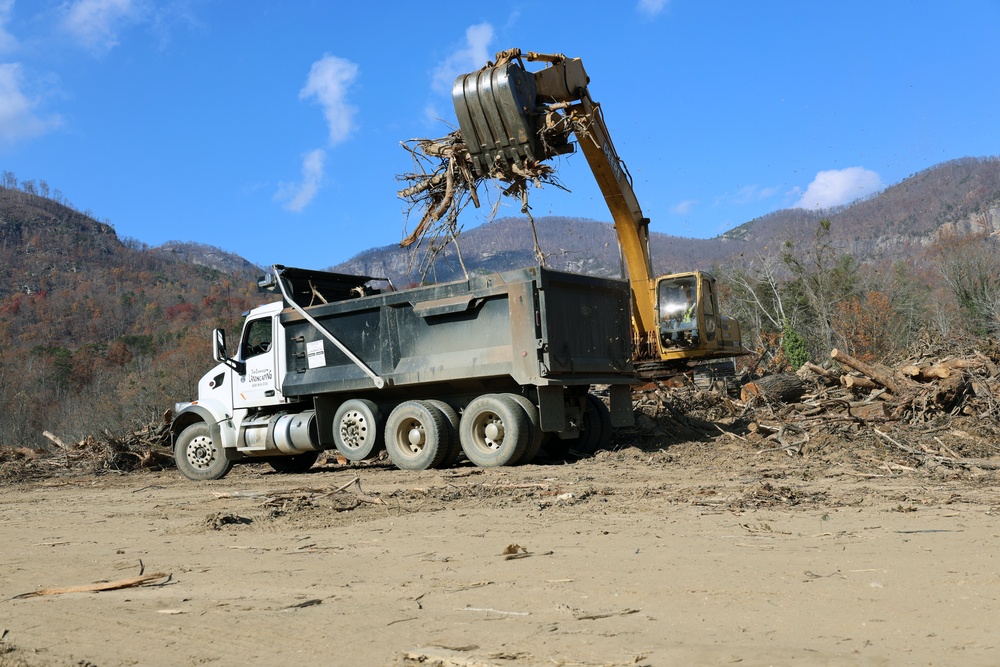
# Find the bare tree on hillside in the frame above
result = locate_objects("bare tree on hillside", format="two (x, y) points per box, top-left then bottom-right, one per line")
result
(930, 231), (1000, 336)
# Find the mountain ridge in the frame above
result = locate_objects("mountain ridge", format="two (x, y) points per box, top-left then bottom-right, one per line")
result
(333, 156), (1000, 285)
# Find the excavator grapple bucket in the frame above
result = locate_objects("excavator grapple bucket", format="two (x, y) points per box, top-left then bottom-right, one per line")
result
(452, 62), (540, 178)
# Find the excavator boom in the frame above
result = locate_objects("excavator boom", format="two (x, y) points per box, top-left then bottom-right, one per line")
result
(451, 49), (745, 370)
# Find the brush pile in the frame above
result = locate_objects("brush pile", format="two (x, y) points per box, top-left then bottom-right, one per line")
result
(0, 411), (174, 483)
(630, 343), (1000, 475)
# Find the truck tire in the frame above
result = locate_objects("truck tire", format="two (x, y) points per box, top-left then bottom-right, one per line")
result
(333, 399), (384, 461)
(174, 422), (232, 481)
(459, 394), (530, 467)
(502, 393), (544, 465)
(384, 401), (449, 470)
(575, 394), (613, 455)
(542, 394), (612, 459)
(268, 450), (319, 474)
(423, 399), (462, 468)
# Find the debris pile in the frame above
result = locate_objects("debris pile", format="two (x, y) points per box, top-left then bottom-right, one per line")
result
(0, 412), (174, 483)
(630, 345), (1000, 476)
(4, 345), (999, 484)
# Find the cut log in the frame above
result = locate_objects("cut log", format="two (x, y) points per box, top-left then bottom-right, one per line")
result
(42, 430), (68, 450)
(801, 362), (839, 382)
(928, 373), (967, 408)
(898, 363), (928, 378)
(842, 375), (877, 391)
(747, 422), (778, 436)
(899, 364), (955, 381)
(740, 373), (807, 403)
(830, 348), (901, 394)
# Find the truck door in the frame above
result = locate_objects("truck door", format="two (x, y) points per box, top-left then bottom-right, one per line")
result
(233, 315), (283, 408)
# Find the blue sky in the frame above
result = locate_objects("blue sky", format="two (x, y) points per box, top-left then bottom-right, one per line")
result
(2, 1), (998, 270)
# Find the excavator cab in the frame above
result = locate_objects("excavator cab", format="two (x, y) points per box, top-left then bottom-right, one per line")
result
(655, 272), (742, 364)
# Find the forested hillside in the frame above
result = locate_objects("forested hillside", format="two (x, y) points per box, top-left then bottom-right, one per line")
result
(0, 180), (260, 449)
(713, 157), (1000, 367)
(2, 156), (999, 450)
(721, 156), (1000, 250)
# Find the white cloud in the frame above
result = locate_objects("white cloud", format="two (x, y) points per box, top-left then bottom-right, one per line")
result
(732, 184), (782, 205)
(793, 167), (883, 209)
(0, 63), (61, 144)
(300, 54), (359, 147)
(637, 0), (669, 17)
(275, 55), (358, 212)
(60, 0), (141, 53)
(432, 23), (493, 93)
(0, 0), (17, 53)
(671, 199), (697, 215)
(275, 148), (325, 212)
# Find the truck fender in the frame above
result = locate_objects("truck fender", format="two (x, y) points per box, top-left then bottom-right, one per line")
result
(171, 403), (241, 461)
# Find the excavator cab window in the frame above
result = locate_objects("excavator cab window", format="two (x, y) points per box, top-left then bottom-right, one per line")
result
(657, 277), (699, 347)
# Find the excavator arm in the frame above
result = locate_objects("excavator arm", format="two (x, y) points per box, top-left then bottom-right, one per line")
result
(559, 90), (659, 348)
(453, 51), (658, 351)
(452, 49), (744, 370)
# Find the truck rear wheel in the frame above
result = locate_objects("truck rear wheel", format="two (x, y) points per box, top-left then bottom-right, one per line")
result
(459, 394), (529, 467)
(502, 393), (543, 465)
(423, 399), (462, 468)
(384, 401), (448, 470)
(541, 394), (612, 459)
(174, 422), (232, 481)
(333, 399), (384, 461)
(574, 394), (613, 455)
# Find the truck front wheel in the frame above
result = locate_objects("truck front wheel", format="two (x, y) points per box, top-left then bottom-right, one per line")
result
(174, 422), (233, 481)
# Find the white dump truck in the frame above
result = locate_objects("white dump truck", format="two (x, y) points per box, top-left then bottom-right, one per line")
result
(170, 264), (636, 480)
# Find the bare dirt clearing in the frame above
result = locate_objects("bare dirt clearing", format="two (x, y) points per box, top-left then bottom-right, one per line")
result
(3, 433), (1000, 667)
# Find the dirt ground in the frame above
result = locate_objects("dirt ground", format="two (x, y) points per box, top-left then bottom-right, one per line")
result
(2, 424), (1000, 667)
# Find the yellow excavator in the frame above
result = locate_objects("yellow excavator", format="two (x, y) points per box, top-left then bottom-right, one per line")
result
(451, 49), (745, 378)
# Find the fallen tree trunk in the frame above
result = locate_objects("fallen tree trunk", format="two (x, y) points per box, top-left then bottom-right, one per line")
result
(831, 348), (902, 394)
(741, 373), (807, 403)
(801, 362), (839, 382)
(842, 375), (878, 391)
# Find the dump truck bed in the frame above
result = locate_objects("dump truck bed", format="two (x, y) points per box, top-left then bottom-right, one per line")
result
(278, 266), (633, 398)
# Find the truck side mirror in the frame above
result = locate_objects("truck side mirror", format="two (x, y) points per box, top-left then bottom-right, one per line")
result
(213, 328), (246, 375)
(213, 328), (228, 362)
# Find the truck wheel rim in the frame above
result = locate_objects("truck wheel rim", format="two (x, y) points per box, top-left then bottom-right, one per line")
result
(398, 419), (425, 454)
(476, 413), (505, 451)
(186, 435), (216, 469)
(339, 410), (369, 450)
